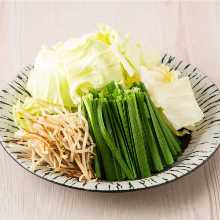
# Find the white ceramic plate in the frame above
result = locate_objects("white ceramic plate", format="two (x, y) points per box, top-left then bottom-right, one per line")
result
(1, 54), (220, 192)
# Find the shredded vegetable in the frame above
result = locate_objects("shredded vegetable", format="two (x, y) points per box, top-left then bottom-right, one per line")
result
(14, 108), (95, 181)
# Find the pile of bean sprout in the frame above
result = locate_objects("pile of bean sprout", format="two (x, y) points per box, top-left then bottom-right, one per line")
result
(15, 108), (95, 181)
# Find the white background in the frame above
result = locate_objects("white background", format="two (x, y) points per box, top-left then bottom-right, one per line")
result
(0, 1), (220, 220)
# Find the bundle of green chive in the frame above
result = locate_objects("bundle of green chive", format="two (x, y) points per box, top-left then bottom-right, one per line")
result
(82, 81), (183, 181)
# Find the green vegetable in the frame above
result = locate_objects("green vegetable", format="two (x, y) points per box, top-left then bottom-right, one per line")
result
(83, 95), (116, 180)
(116, 98), (138, 176)
(145, 93), (174, 166)
(81, 81), (185, 181)
(97, 100), (134, 179)
(126, 92), (151, 178)
(109, 100), (136, 178)
(125, 99), (140, 176)
(141, 84), (182, 156)
(155, 108), (181, 156)
(102, 101), (123, 180)
(136, 92), (163, 172)
(81, 102), (102, 178)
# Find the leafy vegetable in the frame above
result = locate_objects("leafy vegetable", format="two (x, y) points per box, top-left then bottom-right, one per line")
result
(82, 82), (184, 180)
(126, 92), (151, 178)
(97, 100), (134, 179)
(83, 95), (116, 180)
(145, 93), (174, 165)
(27, 25), (161, 108)
(140, 66), (204, 130)
(136, 92), (163, 172)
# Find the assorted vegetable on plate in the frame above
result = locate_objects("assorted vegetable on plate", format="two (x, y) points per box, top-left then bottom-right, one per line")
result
(12, 25), (204, 181)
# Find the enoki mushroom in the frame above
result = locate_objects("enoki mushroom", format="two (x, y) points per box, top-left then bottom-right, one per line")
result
(15, 110), (95, 181)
